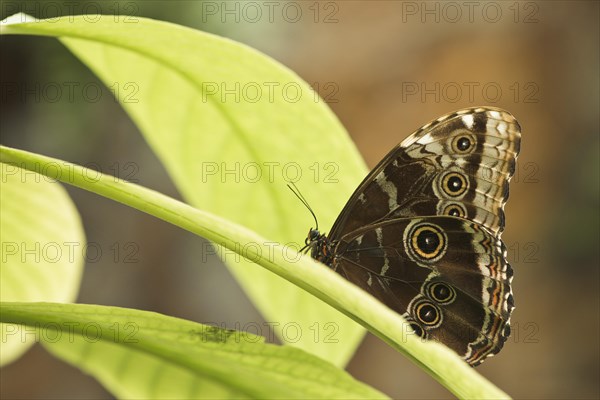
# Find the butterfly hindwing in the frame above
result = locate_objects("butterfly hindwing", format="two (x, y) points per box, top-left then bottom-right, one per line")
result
(332, 216), (513, 365)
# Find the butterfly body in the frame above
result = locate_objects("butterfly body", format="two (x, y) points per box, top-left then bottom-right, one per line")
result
(307, 107), (520, 366)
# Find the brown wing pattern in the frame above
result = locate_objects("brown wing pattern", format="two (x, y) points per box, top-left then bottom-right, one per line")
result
(309, 107), (521, 366)
(331, 216), (513, 365)
(328, 107), (521, 239)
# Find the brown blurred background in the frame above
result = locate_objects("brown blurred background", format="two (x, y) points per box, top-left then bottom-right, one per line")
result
(1, 1), (598, 399)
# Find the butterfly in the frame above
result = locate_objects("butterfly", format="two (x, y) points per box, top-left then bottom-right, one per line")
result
(305, 107), (521, 366)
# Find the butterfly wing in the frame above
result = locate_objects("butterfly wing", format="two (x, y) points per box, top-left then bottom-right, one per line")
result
(328, 107), (521, 239)
(317, 107), (520, 365)
(331, 216), (513, 366)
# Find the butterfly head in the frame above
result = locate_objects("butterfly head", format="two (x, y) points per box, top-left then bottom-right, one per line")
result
(287, 182), (332, 262)
(306, 228), (321, 245)
(304, 228), (333, 265)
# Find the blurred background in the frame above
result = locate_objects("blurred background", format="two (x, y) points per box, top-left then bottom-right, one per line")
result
(1, 1), (598, 398)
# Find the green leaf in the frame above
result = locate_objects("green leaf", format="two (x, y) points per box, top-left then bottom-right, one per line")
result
(0, 145), (512, 399)
(0, 302), (388, 399)
(0, 14), (367, 366)
(0, 163), (85, 365)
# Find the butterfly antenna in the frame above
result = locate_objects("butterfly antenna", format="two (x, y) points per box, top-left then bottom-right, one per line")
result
(287, 182), (319, 231)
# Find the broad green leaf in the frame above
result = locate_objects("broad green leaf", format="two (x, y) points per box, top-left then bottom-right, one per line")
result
(0, 14), (367, 366)
(0, 163), (85, 365)
(0, 302), (388, 399)
(0, 145), (511, 399)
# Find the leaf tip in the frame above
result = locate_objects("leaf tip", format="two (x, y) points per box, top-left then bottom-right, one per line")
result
(1, 13), (38, 29)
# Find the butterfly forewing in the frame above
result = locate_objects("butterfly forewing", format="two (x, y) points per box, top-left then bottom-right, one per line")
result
(309, 107), (521, 366)
(328, 108), (520, 239)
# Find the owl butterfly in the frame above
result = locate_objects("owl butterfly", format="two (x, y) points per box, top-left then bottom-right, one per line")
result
(306, 107), (521, 366)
